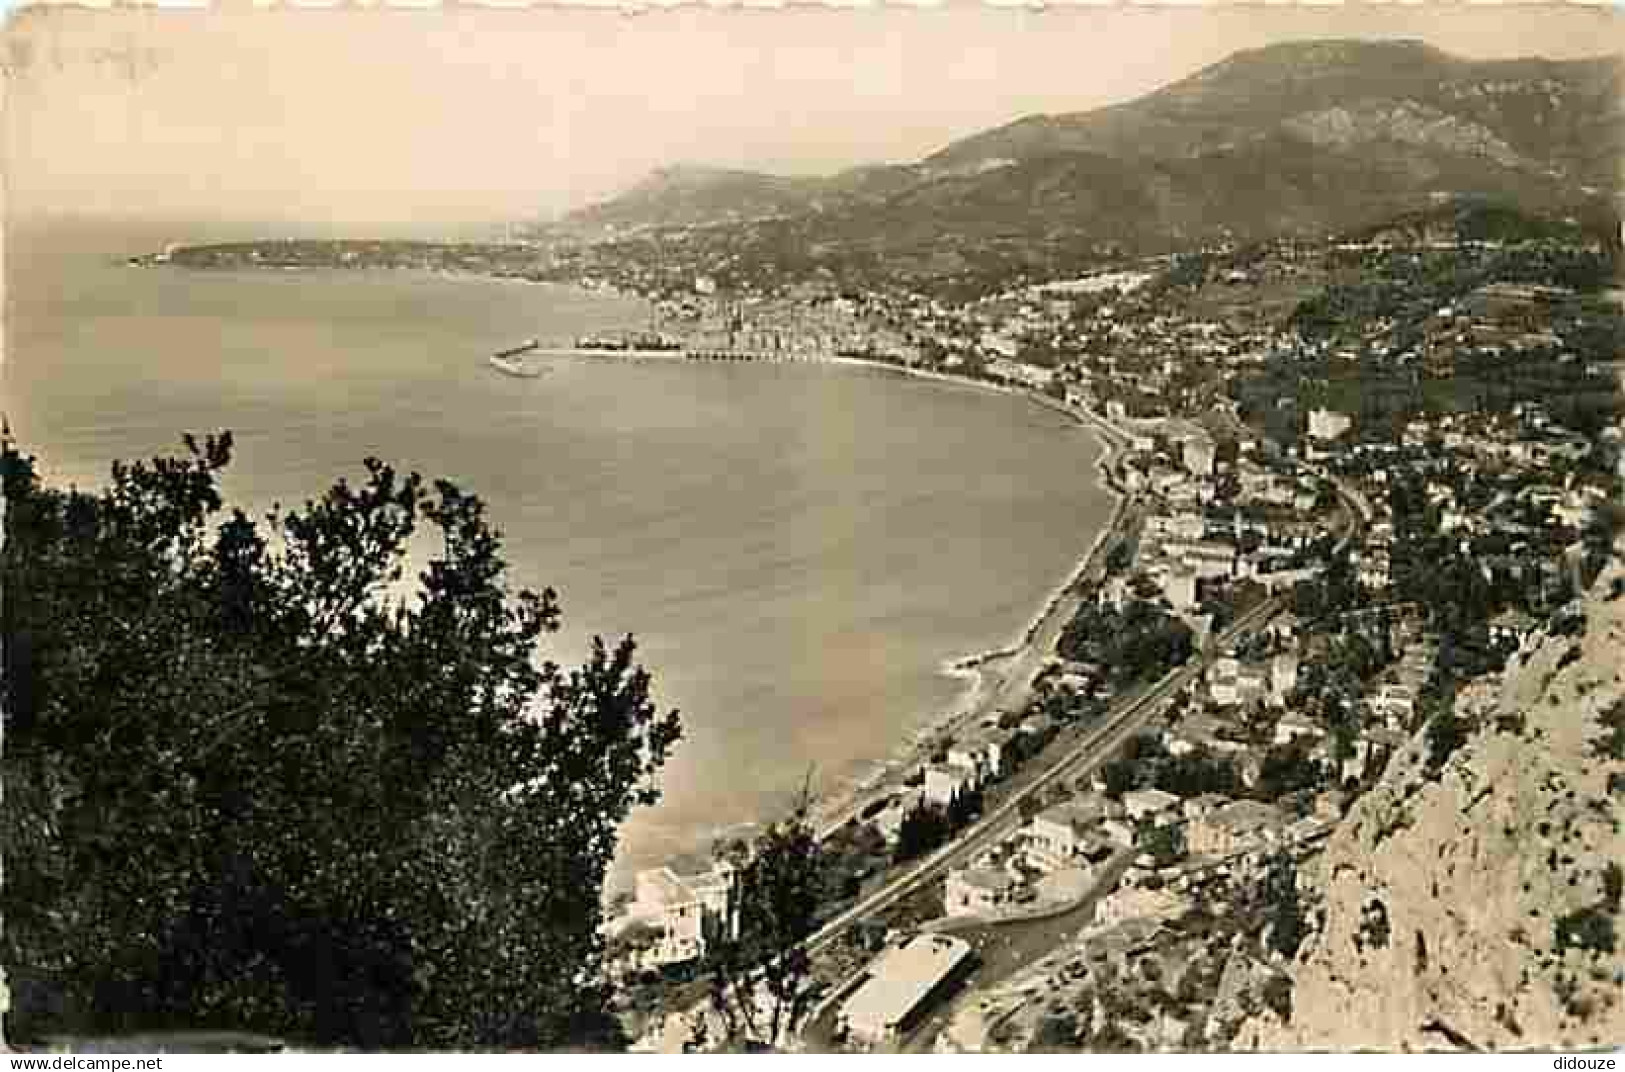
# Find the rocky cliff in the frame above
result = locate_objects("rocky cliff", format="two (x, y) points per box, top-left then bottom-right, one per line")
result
(1239, 555), (1625, 1051)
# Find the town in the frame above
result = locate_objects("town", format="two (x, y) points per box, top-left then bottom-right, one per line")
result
(587, 202), (1624, 1052)
(146, 201), (1625, 1053)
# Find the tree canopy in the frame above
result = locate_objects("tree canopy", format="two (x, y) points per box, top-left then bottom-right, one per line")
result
(702, 802), (822, 1051)
(2, 434), (681, 1049)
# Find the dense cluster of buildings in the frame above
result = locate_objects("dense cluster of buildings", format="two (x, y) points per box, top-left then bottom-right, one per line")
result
(606, 222), (1621, 1052)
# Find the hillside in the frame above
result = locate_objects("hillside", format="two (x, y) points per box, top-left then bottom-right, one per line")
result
(1233, 549), (1625, 1051)
(563, 162), (922, 232)
(558, 40), (1621, 256)
(929, 40), (1619, 184)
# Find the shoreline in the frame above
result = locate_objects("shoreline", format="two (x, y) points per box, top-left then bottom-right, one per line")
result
(138, 254), (1135, 863)
(535, 345), (1140, 854)
(802, 382), (1135, 841)
(608, 362), (1136, 869)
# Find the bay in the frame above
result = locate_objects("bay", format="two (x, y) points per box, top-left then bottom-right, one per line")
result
(3, 219), (1114, 881)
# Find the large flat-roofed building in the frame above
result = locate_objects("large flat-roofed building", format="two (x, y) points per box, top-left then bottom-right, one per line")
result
(1308, 408), (1353, 442)
(839, 933), (976, 1047)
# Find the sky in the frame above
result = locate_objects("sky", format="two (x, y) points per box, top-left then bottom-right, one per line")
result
(3, 1), (1620, 228)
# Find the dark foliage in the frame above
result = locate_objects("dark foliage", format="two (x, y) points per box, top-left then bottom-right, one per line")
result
(1590, 697), (1625, 762)
(1058, 599), (1193, 688)
(892, 802), (951, 865)
(1244, 853), (1308, 961)
(1424, 707), (1471, 777)
(704, 805), (822, 1050)
(2, 436), (680, 1049)
(1253, 742), (1327, 801)
(1553, 905), (1617, 957)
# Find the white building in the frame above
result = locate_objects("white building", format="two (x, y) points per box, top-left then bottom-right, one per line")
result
(1183, 436), (1218, 478)
(944, 867), (1021, 917)
(1208, 660), (1268, 708)
(1163, 566), (1200, 612)
(1270, 653), (1300, 702)
(946, 731), (1012, 785)
(1308, 408), (1353, 441)
(1187, 800), (1289, 857)
(872, 788), (925, 845)
(1102, 817), (1137, 847)
(1369, 683), (1418, 727)
(1025, 799), (1115, 873)
(1273, 712), (1326, 746)
(629, 863), (736, 967)
(1122, 788), (1182, 825)
(839, 933), (976, 1047)
(1094, 885), (1191, 926)
(924, 763), (977, 808)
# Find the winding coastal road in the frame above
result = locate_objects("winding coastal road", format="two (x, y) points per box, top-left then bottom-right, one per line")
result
(801, 592), (1287, 961)
(636, 386), (1370, 1053)
(797, 454), (1371, 970)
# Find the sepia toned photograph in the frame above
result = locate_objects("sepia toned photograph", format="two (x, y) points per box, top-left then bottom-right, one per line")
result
(1, 0), (1622, 1054)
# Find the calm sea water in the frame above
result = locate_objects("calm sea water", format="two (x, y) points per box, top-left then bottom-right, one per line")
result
(4, 219), (1114, 881)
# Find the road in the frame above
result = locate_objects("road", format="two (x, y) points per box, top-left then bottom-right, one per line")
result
(638, 593), (1285, 1051)
(802, 592), (1287, 960)
(640, 439), (1371, 1053)
(897, 850), (1138, 1053)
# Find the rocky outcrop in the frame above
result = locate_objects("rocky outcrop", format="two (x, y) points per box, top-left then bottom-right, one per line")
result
(1283, 102), (1535, 173)
(1240, 556), (1625, 1052)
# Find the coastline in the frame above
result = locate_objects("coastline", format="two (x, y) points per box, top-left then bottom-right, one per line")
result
(541, 342), (1138, 850)
(138, 253), (1135, 861)
(802, 380), (1135, 841)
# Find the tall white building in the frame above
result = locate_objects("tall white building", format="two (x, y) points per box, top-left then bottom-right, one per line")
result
(628, 862), (736, 967)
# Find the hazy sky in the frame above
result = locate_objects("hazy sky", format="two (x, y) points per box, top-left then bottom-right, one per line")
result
(3, 2), (1620, 227)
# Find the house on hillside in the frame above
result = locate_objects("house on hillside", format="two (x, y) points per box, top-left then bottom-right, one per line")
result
(1025, 799), (1118, 873)
(629, 862), (737, 967)
(944, 867), (1022, 917)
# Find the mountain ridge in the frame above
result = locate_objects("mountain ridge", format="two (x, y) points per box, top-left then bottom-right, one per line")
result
(557, 39), (1620, 255)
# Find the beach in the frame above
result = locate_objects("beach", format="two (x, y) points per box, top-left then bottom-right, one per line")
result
(802, 387), (1136, 842)
(448, 341), (1139, 853)
(8, 221), (1121, 882)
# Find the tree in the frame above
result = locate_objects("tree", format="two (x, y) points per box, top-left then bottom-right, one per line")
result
(1253, 742), (1325, 801)
(703, 802), (822, 1051)
(1155, 746), (1242, 799)
(1257, 853), (1308, 960)
(892, 801), (951, 864)
(1099, 757), (1138, 800)
(1139, 823), (1185, 865)
(2, 435), (681, 1049)
(946, 785), (984, 829)
(1424, 706), (1471, 776)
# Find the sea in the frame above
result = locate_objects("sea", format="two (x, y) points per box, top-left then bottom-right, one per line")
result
(3, 217), (1115, 884)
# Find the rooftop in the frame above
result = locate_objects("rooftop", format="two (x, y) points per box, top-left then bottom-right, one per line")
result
(842, 934), (975, 1033)
(1034, 799), (1108, 832)
(1204, 799), (1288, 836)
(951, 867), (1019, 894)
(636, 867), (695, 910)
(1123, 788), (1181, 813)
